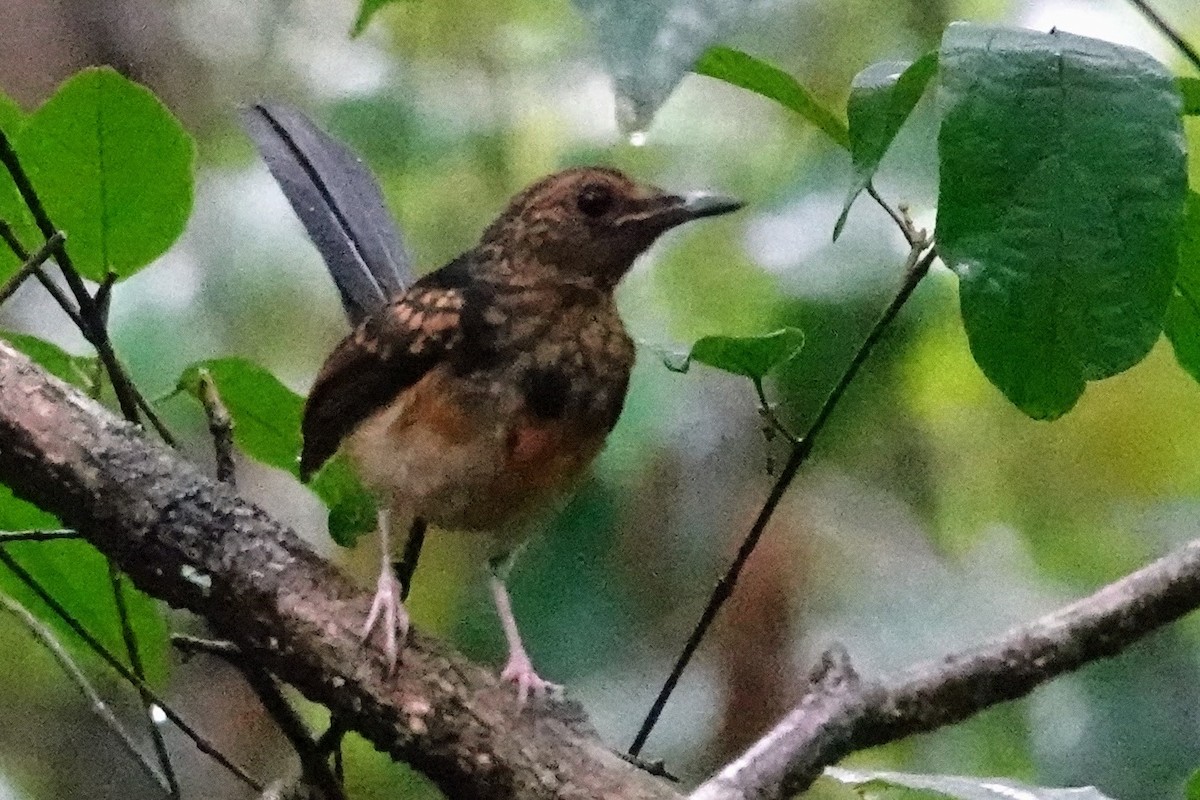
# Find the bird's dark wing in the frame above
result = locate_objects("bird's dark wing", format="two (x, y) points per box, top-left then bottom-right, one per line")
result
(243, 103), (413, 323)
(299, 285), (467, 480)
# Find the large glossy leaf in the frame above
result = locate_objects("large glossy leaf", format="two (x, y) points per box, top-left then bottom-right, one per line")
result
(1164, 191), (1200, 383)
(573, 0), (762, 134)
(834, 52), (938, 240)
(826, 768), (1116, 799)
(12, 68), (194, 281)
(176, 358), (376, 546)
(936, 23), (1187, 419)
(694, 46), (849, 149)
(0, 485), (169, 685)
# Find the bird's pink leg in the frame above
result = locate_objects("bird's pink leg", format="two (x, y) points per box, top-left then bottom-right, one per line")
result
(489, 570), (560, 706)
(361, 507), (409, 674)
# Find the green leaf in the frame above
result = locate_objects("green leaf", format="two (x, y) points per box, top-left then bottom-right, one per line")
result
(351, 0), (411, 37)
(694, 46), (850, 150)
(14, 67), (195, 281)
(936, 23), (1187, 419)
(834, 52), (938, 240)
(1164, 191), (1200, 382)
(310, 455), (377, 547)
(668, 327), (805, 379)
(176, 358), (376, 546)
(1186, 767), (1200, 800)
(1179, 77), (1200, 115)
(825, 767), (1117, 800)
(178, 358), (304, 478)
(1, 332), (97, 390)
(0, 92), (35, 279)
(0, 485), (170, 685)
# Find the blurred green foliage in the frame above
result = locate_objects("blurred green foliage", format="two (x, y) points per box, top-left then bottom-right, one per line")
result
(1, 1), (1200, 799)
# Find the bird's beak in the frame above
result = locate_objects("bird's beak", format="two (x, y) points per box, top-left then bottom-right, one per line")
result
(677, 192), (744, 220)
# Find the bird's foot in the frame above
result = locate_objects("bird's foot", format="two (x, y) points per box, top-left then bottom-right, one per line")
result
(361, 568), (409, 674)
(501, 651), (561, 708)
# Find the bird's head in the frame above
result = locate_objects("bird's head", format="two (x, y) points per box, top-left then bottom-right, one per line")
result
(480, 167), (742, 290)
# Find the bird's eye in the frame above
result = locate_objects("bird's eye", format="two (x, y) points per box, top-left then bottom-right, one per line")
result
(577, 183), (615, 218)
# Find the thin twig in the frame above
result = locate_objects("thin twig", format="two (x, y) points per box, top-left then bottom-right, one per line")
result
(866, 183), (918, 247)
(0, 221), (86, 331)
(752, 379), (800, 447)
(110, 564), (181, 798)
(630, 237), (938, 756)
(0, 529), (80, 542)
(0, 589), (172, 794)
(0, 547), (264, 793)
(198, 369), (236, 485)
(0, 230), (65, 306)
(0, 128), (146, 427)
(1124, 0), (1200, 72)
(394, 518), (427, 601)
(172, 635), (347, 800)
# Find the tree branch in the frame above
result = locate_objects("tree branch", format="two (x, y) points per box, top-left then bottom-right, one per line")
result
(0, 342), (680, 800)
(693, 533), (1200, 799)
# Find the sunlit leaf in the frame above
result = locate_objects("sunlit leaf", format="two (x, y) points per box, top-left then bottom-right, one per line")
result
(1180, 77), (1200, 115)
(1164, 191), (1200, 383)
(14, 67), (194, 281)
(573, 0), (762, 135)
(176, 357), (376, 547)
(1186, 767), (1200, 800)
(694, 46), (850, 149)
(834, 52), (938, 240)
(826, 767), (1116, 799)
(936, 23), (1186, 419)
(1, 332), (97, 390)
(0, 485), (169, 685)
(666, 327), (805, 379)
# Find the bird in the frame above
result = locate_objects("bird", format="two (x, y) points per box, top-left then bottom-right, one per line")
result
(244, 104), (742, 702)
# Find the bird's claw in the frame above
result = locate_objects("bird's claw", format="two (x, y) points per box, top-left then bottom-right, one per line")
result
(361, 569), (409, 674)
(501, 651), (561, 708)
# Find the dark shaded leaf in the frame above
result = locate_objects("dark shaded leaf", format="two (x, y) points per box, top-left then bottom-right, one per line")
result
(834, 52), (938, 240)
(1164, 191), (1200, 383)
(936, 23), (1186, 419)
(695, 46), (850, 149)
(15, 67), (194, 281)
(826, 767), (1116, 799)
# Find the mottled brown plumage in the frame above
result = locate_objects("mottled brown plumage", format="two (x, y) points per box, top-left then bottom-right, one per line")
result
(300, 166), (741, 698)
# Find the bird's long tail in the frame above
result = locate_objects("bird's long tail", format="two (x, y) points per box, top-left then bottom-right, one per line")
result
(242, 103), (414, 323)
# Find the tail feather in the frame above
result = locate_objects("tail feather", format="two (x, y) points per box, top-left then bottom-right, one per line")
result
(242, 102), (414, 323)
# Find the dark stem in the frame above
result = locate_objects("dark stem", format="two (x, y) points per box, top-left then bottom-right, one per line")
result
(0, 222), (86, 331)
(0, 547), (264, 792)
(109, 564), (181, 798)
(1124, 0), (1200, 72)
(0, 529), (80, 542)
(0, 129), (145, 427)
(173, 636), (345, 800)
(0, 589), (173, 795)
(629, 243), (937, 756)
(0, 230), (65, 306)
(197, 369), (236, 485)
(394, 518), (428, 601)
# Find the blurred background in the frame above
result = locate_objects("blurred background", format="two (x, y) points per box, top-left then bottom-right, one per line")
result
(2, 0), (1200, 797)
